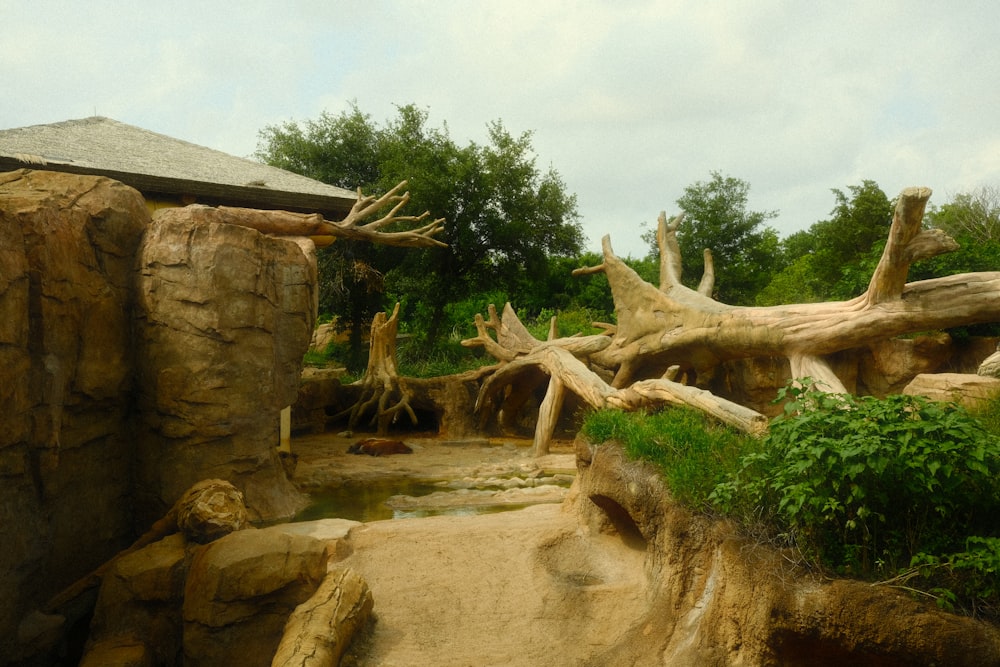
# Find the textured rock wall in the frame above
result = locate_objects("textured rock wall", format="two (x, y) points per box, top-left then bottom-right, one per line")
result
(0, 169), (148, 661)
(716, 334), (999, 416)
(134, 206), (316, 525)
(0, 171), (317, 663)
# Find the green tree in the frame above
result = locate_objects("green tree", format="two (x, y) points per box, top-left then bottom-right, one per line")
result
(671, 172), (780, 305)
(926, 185), (1000, 244)
(256, 103), (584, 361)
(915, 186), (1000, 337)
(760, 180), (893, 304)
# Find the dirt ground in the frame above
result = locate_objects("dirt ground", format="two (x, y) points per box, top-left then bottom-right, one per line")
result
(288, 431), (648, 666)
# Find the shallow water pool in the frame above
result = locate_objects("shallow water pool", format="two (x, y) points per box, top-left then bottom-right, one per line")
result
(294, 478), (564, 522)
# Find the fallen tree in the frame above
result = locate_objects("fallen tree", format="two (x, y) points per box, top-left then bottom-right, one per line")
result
(461, 303), (767, 455)
(464, 186), (1000, 454)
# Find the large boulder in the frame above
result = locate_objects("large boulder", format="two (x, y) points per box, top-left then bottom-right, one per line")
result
(903, 372), (1000, 408)
(81, 534), (191, 667)
(134, 205), (318, 524)
(181, 520), (356, 667)
(79, 518), (360, 667)
(0, 169), (148, 662)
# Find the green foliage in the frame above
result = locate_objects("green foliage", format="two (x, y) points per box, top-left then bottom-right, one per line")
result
(395, 337), (493, 378)
(754, 255), (825, 306)
(970, 392), (1000, 437)
(926, 185), (1000, 245)
(760, 180), (893, 303)
(581, 408), (754, 510)
(673, 171), (781, 305)
(257, 102), (584, 353)
(523, 306), (607, 340)
(710, 381), (1000, 616)
(911, 537), (1000, 617)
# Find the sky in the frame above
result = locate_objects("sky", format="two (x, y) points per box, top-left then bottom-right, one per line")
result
(3, 0), (1000, 258)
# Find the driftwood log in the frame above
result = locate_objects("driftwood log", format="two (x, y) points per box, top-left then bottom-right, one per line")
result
(271, 566), (373, 667)
(465, 186), (1000, 455)
(580, 186), (999, 393)
(462, 304), (767, 456)
(205, 180), (446, 248)
(334, 303), (419, 434)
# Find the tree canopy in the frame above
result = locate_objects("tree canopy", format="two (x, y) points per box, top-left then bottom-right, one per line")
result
(644, 172), (779, 305)
(756, 180), (894, 305)
(256, 103), (584, 363)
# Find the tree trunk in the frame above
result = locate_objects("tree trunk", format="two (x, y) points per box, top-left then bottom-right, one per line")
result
(586, 187), (991, 392)
(335, 303), (418, 434)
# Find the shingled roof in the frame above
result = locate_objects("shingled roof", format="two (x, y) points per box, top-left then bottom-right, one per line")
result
(0, 116), (357, 217)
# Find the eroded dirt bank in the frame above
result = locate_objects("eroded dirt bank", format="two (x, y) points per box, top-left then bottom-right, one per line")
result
(291, 432), (1000, 666)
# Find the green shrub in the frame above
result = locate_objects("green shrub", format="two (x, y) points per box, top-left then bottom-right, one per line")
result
(585, 383), (1000, 618)
(970, 391), (1000, 437)
(910, 536), (1000, 618)
(524, 306), (606, 340)
(709, 381), (1000, 617)
(396, 337), (494, 378)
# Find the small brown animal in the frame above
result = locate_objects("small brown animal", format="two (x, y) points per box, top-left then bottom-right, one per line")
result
(347, 438), (413, 457)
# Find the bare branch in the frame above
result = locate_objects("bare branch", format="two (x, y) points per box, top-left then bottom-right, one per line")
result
(865, 186), (937, 305)
(202, 179), (447, 249)
(697, 248), (715, 297)
(657, 211), (684, 290)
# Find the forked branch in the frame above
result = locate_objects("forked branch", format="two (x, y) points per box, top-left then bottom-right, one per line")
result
(202, 180), (446, 248)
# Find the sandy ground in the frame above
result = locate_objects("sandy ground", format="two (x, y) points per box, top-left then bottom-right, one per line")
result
(289, 432), (649, 666)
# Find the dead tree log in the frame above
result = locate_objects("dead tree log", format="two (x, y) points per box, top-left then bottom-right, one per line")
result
(579, 187), (998, 394)
(463, 303), (766, 455)
(467, 186), (1000, 454)
(194, 180), (446, 248)
(334, 303), (418, 434)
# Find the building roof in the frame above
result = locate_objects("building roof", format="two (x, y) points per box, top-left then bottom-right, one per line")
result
(0, 116), (356, 216)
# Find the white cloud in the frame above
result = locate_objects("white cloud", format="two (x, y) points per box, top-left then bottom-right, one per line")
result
(3, 0), (1000, 258)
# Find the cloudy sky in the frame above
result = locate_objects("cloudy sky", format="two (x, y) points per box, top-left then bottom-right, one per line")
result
(4, 1), (999, 257)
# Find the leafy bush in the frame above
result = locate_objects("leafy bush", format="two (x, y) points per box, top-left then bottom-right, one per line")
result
(709, 381), (1000, 617)
(395, 337), (494, 378)
(581, 407), (753, 510)
(714, 383), (1000, 575)
(910, 537), (1000, 618)
(524, 306), (606, 340)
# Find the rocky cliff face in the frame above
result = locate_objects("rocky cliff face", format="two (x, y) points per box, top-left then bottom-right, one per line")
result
(0, 170), (147, 663)
(0, 170), (316, 663)
(134, 205), (316, 525)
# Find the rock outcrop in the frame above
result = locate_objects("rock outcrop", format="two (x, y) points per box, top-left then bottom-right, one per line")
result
(79, 512), (364, 667)
(0, 169), (148, 664)
(572, 438), (1000, 666)
(716, 334), (998, 416)
(134, 205), (317, 525)
(0, 170), (318, 664)
(903, 372), (1000, 408)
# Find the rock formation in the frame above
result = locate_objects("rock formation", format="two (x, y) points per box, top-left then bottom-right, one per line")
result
(0, 169), (439, 664)
(0, 169), (148, 664)
(571, 438), (1000, 665)
(133, 204), (318, 525)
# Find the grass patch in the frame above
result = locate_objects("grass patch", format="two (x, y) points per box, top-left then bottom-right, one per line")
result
(580, 407), (756, 511)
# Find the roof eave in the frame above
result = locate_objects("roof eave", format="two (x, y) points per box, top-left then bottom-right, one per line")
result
(0, 158), (357, 218)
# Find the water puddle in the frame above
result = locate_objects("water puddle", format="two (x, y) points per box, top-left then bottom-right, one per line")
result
(294, 477), (570, 523)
